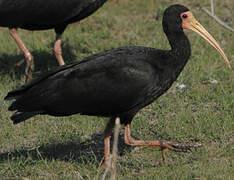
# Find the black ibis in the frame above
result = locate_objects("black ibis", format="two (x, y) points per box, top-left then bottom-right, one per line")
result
(5, 4), (231, 169)
(0, 0), (109, 80)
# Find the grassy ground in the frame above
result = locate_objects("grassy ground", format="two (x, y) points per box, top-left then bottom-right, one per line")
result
(0, 0), (233, 179)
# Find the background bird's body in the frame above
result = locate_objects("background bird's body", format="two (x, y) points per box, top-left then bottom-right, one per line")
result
(0, 0), (107, 31)
(0, 0), (109, 80)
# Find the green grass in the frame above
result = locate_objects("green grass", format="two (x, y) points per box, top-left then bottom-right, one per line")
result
(0, 0), (233, 179)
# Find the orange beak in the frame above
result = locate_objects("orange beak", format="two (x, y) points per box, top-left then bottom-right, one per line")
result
(182, 11), (231, 69)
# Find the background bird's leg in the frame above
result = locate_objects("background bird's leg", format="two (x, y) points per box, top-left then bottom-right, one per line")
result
(99, 118), (115, 170)
(54, 33), (65, 66)
(124, 124), (199, 160)
(9, 28), (34, 81)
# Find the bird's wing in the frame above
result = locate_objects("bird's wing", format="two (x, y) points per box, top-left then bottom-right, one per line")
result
(4, 62), (78, 101)
(6, 47), (162, 117)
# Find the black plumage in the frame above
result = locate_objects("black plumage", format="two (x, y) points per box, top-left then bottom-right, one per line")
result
(6, 45), (189, 123)
(0, 0), (109, 80)
(0, 0), (108, 31)
(5, 4), (230, 169)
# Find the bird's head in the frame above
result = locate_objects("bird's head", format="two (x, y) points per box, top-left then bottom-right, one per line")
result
(162, 4), (231, 68)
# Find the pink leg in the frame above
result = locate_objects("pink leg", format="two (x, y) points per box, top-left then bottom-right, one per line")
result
(124, 124), (199, 161)
(54, 34), (65, 66)
(99, 119), (115, 170)
(9, 28), (34, 81)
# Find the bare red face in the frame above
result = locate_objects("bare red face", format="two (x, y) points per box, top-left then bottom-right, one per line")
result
(180, 11), (192, 29)
(179, 11), (231, 68)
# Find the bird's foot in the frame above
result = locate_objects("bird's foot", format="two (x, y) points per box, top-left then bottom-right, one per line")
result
(99, 162), (108, 171)
(14, 53), (34, 82)
(24, 55), (34, 82)
(160, 140), (202, 161)
(160, 140), (202, 152)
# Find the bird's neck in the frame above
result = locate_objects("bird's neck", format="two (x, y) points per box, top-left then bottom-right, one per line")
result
(167, 31), (191, 66)
(156, 31), (192, 83)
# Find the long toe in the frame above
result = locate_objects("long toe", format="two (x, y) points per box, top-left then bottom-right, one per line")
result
(169, 142), (203, 152)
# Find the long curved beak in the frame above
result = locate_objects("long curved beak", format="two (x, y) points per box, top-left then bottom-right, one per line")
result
(182, 12), (231, 69)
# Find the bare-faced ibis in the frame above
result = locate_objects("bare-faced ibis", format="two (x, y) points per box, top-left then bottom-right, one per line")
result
(0, 0), (109, 80)
(5, 4), (231, 169)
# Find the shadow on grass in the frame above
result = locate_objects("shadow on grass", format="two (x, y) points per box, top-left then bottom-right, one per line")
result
(0, 42), (77, 80)
(0, 132), (133, 168)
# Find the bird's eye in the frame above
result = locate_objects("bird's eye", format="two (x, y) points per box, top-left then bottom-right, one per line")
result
(182, 14), (188, 19)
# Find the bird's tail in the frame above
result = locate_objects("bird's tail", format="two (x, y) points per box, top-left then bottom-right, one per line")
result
(4, 87), (26, 101)
(11, 111), (42, 124)
(5, 88), (44, 124)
